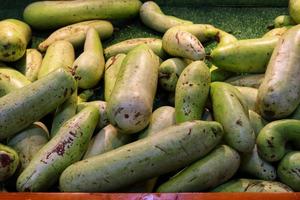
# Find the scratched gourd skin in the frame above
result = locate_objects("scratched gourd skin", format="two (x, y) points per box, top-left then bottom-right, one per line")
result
(257, 25), (300, 120)
(104, 38), (166, 59)
(107, 44), (160, 134)
(256, 119), (300, 162)
(0, 68), (76, 140)
(139, 1), (193, 33)
(175, 61), (210, 123)
(16, 106), (99, 192)
(59, 121), (223, 192)
(240, 145), (277, 181)
(278, 151), (300, 191)
(0, 144), (19, 181)
(104, 54), (126, 101)
(156, 145), (240, 192)
(225, 74), (265, 89)
(210, 82), (255, 153)
(0, 19), (31, 62)
(38, 20), (113, 52)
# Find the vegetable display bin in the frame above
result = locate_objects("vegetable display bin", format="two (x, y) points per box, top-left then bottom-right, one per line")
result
(1, 0), (300, 199)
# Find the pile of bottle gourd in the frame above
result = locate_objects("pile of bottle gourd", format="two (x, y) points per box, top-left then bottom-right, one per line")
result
(0, 0), (300, 193)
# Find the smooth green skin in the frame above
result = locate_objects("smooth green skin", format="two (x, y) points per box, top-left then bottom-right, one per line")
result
(0, 143), (19, 181)
(162, 29), (206, 60)
(139, 106), (176, 139)
(50, 90), (78, 138)
(104, 38), (166, 59)
(274, 15), (296, 28)
(83, 124), (131, 159)
(175, 61), (210, 123)
(212, 179), (293, 192)
(157, 145), (240, 192)
(210, 65), (234, 82)
(278, 151), (300, 191)
(107, 44), (160, 134)
(256, 119), (300, 162)
(72, 28), (105, 89)
(240, 145), (276, 181)
(257, 25), (300, 120)
(0, 66), (31, 97)
(249, 110), (267, 137)
(77, 101), (109, 131)
(211, 37), (278, 73)
(8, 122), (49, 172)
(225, 74), (265, 89)
(23, 0), (142, 30)
(0, 19), (31, 62)
(139, 1), (193, 33)
(38, 40), (75, 79)
(14, 49), (43, 82)
(0, 68), (76, 140)
(158, 58), (188, 92)
(77, 89), (94, 104)
(290, 0), (300, 24)
(59, 120), (223, 192)
(211, 82), (255, 153)
(38, 20), (113, 52)
(263, 27), (290, 38)
(235, 86), (258, 111)
(16, 106), (99, 192)
(104, 54), (126, 102)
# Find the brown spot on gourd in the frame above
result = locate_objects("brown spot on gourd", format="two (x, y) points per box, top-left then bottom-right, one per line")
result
(124, 114), (129, 118)
(0, 153), (12, 167)
(267, 139), (274, 148)
(236, 119), (243, 126)
(63, 88), (68, 97)
(175, 32), (180, 44)
(134, 112), (141, 119)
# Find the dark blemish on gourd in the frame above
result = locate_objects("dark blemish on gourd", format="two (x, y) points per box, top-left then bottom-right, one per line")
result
(124, 114), (129, 118)
(0, 153), (12, 167)
(114, 107), (124, 116)
(236, 119), (243, 126)
(175, 32), (180, 44)
(155, 145), (168, 154)
(267, 139), (274, 148)
(106, 55), (117, 70)
(134, 112), (141, 119)
(64, 88), (68, 97)
(188, 128), (192, 135)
